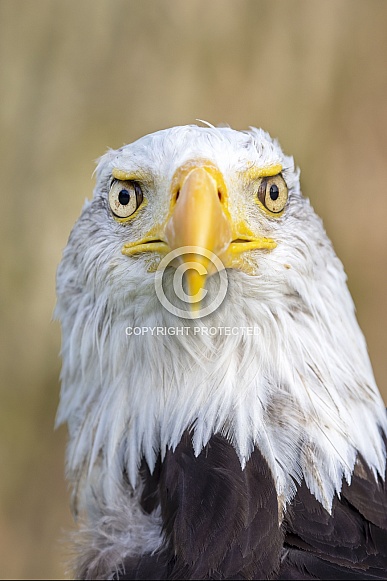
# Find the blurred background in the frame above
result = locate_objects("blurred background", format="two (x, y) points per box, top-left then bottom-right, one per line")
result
(1, 0), (387, 578)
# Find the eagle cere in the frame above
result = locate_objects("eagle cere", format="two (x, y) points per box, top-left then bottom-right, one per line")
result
(56, 125), (387, 580)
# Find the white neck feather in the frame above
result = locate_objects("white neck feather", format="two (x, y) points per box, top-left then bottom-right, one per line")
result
(56, 248), (387, 515)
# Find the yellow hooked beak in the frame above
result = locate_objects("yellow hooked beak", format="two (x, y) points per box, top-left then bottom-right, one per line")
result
(121, 162), (277, 303)
(163, 166), (232, 302)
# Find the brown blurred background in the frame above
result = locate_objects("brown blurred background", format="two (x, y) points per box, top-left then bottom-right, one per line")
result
(1, 0), (387, 578)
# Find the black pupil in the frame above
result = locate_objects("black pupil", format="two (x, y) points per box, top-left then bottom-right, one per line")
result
(118, 189), (130, 205)
(269, 184), (279, 201)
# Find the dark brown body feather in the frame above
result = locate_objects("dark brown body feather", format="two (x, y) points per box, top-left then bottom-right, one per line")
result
(112, 432), (387, 581)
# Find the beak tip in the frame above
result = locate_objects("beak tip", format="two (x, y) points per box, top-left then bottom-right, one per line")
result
(184, 268), (207, 308)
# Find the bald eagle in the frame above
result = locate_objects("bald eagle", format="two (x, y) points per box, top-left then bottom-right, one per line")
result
(56, 125), (387, 580)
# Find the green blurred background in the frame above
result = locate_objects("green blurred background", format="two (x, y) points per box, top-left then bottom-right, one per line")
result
(1, 0), (387, 578)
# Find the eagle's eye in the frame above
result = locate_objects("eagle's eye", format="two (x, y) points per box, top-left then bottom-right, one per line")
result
(257, 174), (288, 214)
(108, 180), (143, 219)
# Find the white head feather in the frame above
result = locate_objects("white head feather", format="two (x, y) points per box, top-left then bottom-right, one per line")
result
(56, 125), (387, 521)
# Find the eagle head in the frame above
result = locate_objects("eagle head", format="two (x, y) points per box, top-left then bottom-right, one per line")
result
(56, 125), (386, 558)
